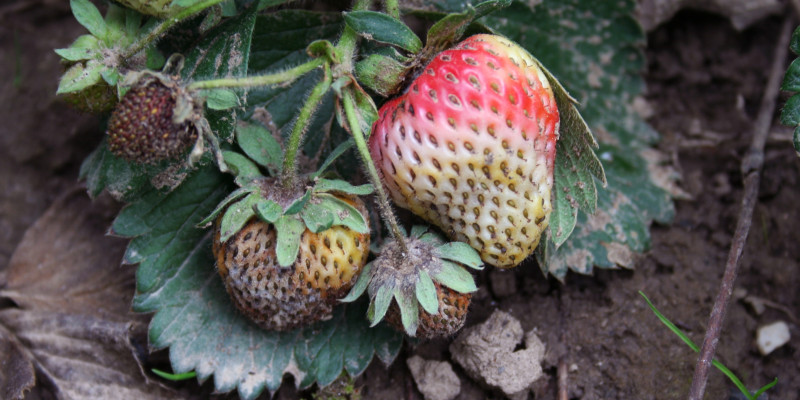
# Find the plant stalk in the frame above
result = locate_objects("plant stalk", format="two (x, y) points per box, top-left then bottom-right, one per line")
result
(342, 89), (408, 252)
(281, 65), (333, 186)
(687, 16), (793, 400)
(187, 58), (325, 90)
(123, 0), (227, 59)
(384, 0), (400, 19)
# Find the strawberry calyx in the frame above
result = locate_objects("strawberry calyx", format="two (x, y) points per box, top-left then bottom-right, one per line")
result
(341, 225), (483, 337)
(201, 140), (374, 268)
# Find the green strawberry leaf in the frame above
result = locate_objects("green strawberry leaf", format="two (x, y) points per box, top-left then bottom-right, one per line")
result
(121, 165), (400, 398)
(425, 0), (511, 52)
(344, 11), (422, 53)
(235, 120), (283, 176)
(245, 11), (346, 170)
(466, 0), (675, 279)
(180, 5), (257, 143)
(781, 26), (800, 157)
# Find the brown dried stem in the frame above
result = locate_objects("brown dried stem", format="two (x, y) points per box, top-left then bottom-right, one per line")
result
(687, 16), (794, 400)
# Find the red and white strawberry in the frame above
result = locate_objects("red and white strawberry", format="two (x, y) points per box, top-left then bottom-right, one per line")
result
(369, 34), (560, 269)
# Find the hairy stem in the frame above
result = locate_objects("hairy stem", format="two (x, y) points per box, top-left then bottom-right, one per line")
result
(342, 89), (408, 252)
(384, 0), (400, 19)
(281, 65), (333, 186)
(187, 58), (325, 90)
(336, 0), (372, 69)
(123, 0), (226, 59)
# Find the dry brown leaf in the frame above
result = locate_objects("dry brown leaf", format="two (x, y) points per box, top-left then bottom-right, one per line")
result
(0, 188), (181, 400)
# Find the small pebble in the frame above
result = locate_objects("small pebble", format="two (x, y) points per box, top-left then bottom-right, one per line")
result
(756, 321), (790, 355)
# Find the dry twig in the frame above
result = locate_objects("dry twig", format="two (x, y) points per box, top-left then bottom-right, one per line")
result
(687, 16), (794, 400)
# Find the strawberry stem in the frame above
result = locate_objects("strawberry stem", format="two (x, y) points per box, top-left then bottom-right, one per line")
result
(123, 0), (227, 60)
(341, 89), (408, 252)
(281, 64), (333, 186)
(186, 58), (325, 90)
(384, 0), (400, 19)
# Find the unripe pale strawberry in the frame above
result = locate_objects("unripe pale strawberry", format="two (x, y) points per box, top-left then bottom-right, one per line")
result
(213, 194), (370, 331)
(106, 80), (197, 164)
(369, 34), (559, 269)
(385, 281), (471, 339)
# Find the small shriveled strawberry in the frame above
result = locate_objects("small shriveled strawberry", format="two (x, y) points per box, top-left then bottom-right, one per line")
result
(213, 193), (370, 331)
(107, 79), (197, 164)
(385, 281), (471, 339)
(343, 226), (482, 340)
(369, 34), (559, 269)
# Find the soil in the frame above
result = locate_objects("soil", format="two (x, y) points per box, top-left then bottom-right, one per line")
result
(1, 3), (798, 400)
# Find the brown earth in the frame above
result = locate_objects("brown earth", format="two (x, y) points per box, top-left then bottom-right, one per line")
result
(0, 3), (797, 400)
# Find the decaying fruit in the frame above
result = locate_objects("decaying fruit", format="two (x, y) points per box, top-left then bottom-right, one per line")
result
(369, 34), (560, 268)
(106, 78), (197, 164)
(343, 226), (482, 339)
(213, 193), (371, 331)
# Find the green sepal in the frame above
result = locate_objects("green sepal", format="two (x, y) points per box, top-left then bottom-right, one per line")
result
(284, 189), (311, 215)
(313, 178), (373, 196)
(340, 261), (372, 303)
(218, 192), (261, 243)
(409, 225), (430, 239)
(300, 193), (369, 234)
(791, 25), (800, 55)
(369, 284), (393, 327)
(54, 47), (96, 62)
(436, 242), (483, 270)
(57, 61), (104, 94)
(425, 0), (511, 52)
(100, 67), (120, 86)
(781, 58), (800, 91)
(310, 139), (354, 180)
(203, 88), (240, 110)
(70, 0), (108, 40)
(394, 288), (419, 337)
(222, 151), (263, 184)
(355, 54), (407, 97)
(416, 270), (439, 315)
(236, 121), (283, 177)
(344, 11), (422, 53)
(307, 40), (339, 63)
(431, 261), (477, 294)
(274, 215), (305, 267)
(197, 186), (255, 227)
(255, 199), (283, 224)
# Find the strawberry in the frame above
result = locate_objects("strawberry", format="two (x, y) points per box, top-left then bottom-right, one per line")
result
(343, 226), (482, 339)
(106, 78), (197, 164)
(212, 192), (370, 331)
(368, 34), (559, 269)
(384, 281), (471, 339)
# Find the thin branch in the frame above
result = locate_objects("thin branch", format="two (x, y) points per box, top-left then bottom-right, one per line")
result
(687, 16), (794, 400)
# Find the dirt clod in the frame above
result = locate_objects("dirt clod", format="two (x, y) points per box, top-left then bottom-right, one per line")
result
(406, 355), (460, 400)
(450, 310), (545, 398)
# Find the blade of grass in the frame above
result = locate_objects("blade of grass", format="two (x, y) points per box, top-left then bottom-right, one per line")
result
(639, 291), (777, 400)
(152, 368), (197, 381)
